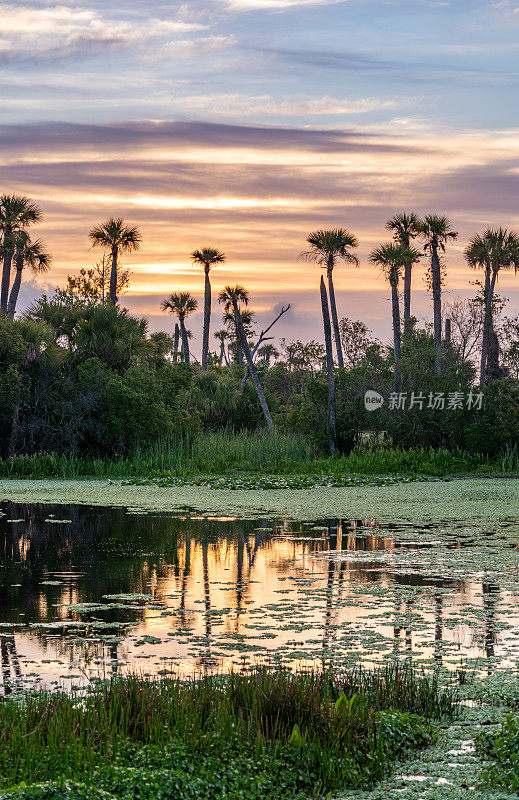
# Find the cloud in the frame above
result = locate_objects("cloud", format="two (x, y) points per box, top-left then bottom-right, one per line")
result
(259, 45), (517, 85)
(0, 119), (422, 160)
(224, 0), (345, 9)
(163, 35), (236, 58)
(2, 117), (519, 346)
(171, 93), (407, 117)
(0, 3), (207, 63)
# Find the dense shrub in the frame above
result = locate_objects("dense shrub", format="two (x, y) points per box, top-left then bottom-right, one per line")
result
(0, 308), (517, 463)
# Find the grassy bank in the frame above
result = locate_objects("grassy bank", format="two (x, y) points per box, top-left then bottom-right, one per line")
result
(0, 666), (455, 800)
(0, 432), (517, 480)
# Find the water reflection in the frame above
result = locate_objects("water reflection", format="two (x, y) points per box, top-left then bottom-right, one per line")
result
(0, 502), (517, 693)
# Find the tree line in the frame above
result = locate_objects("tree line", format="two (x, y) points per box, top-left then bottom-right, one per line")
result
(1, 193), (518, 459)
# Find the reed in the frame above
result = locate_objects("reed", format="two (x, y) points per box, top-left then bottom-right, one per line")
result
(0, 665), (456, 798)
(0, 435), (513, 480)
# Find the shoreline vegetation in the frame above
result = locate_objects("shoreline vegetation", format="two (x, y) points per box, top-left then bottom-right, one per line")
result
(0, 432), (518, 482)
(1, 204), (519, 480)
(0, 666), (456, 800)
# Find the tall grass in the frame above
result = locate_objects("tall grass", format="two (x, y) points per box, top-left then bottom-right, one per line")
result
(0, 432), (314, 479)
(0, 666), (456, 796)
(499, 443), (519, 474)
(0, 433), (515, 479)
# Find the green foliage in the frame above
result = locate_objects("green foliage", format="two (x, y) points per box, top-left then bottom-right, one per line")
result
(186, 371), (264, 431)
(0, 298), (517, 469)
(0, 783), (113, 800)
(72, 305), (148, 372)
(0, 317), (29, 449)
(0, 439), (511, 480)
(464, 378), (519, 456)
(478, 713), (519, 791)
(0, 667), (454, 799)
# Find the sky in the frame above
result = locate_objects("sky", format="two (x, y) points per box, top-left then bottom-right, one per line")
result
(2, 0), (519, 352)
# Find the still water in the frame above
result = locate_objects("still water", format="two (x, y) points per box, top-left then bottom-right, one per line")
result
(1, 502), (519, 694)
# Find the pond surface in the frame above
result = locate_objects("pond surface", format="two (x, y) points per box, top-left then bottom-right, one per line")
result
(1, 501), (519, 694)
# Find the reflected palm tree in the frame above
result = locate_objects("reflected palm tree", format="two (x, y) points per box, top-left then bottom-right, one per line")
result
(322, 520), (338, 667)
(1, 635), (21, 695)
(200, 539), (215, 671)
(482, 581), (500, 674)
(235, 529), (246, 627)
(250, 520), (269, 568)
(180, 535), (191, 613)
(109, 641), (119, 678)
(434, 589), (443, 665)
(405, 598), (414, 661)
(393, 589), (403, 657)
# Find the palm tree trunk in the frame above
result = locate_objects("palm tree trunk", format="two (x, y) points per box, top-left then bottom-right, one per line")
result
(320, 276), (337, 455)
(327, 267), (344, 368)
(403, 261), (412, 333)
(218, 340), (225, 366)
(431, 242), (442, 374)
(7, 403), (20, 458)
(391, 279), (402, 393)
(233, 301), (273, 430)
(479, 265), (491, 386)
(223, 342), (230, 369)
(481, 268), (498, 386)
(202, 268), (211, 371)
(179, 316), (190, 364)
(173, 323), (180, 363)
(1, 245), (13, 315)
(7, 258), (23, 320)
(109, 246), (118, 305)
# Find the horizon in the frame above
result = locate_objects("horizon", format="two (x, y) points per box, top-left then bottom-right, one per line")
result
(3, 0), (519, 352)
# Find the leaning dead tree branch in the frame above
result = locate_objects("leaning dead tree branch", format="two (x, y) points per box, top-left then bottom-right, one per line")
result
(240, 304), (291, 392)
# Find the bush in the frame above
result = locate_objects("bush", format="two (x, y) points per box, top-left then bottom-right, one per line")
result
(478, 713), (519, 791)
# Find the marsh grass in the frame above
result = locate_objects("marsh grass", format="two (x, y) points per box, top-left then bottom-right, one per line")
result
(0, 432), (513, 480)
(0, 666), (456, 798)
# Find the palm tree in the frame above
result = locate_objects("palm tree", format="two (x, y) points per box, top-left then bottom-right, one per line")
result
(73, 305), (148, 372)
(465, 228), (519, 385)
(417, 215), (458, 374)
(370, 243), (420, 392)
(258, 343), (279, 368)
(465, 232), (492, 385)
(173, 323), (180, 363)
(161, 292), (198, 364)
(7, 233), (51, 319)
(218, 285), (273, 429)
(320, 276), (337, 454)
(302, 229), (359, 368)
(89, 218), (141, 305)
(0, 195), (42, 314)
(192, 247), (226, 371)
(214, 329), (230, 367)
(385, 212), (421, 328)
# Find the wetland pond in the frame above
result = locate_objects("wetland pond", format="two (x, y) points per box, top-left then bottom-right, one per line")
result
(1, 500), (519, 694)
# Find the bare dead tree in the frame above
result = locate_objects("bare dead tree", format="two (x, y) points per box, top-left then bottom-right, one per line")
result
(240, 304), (291, 392)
